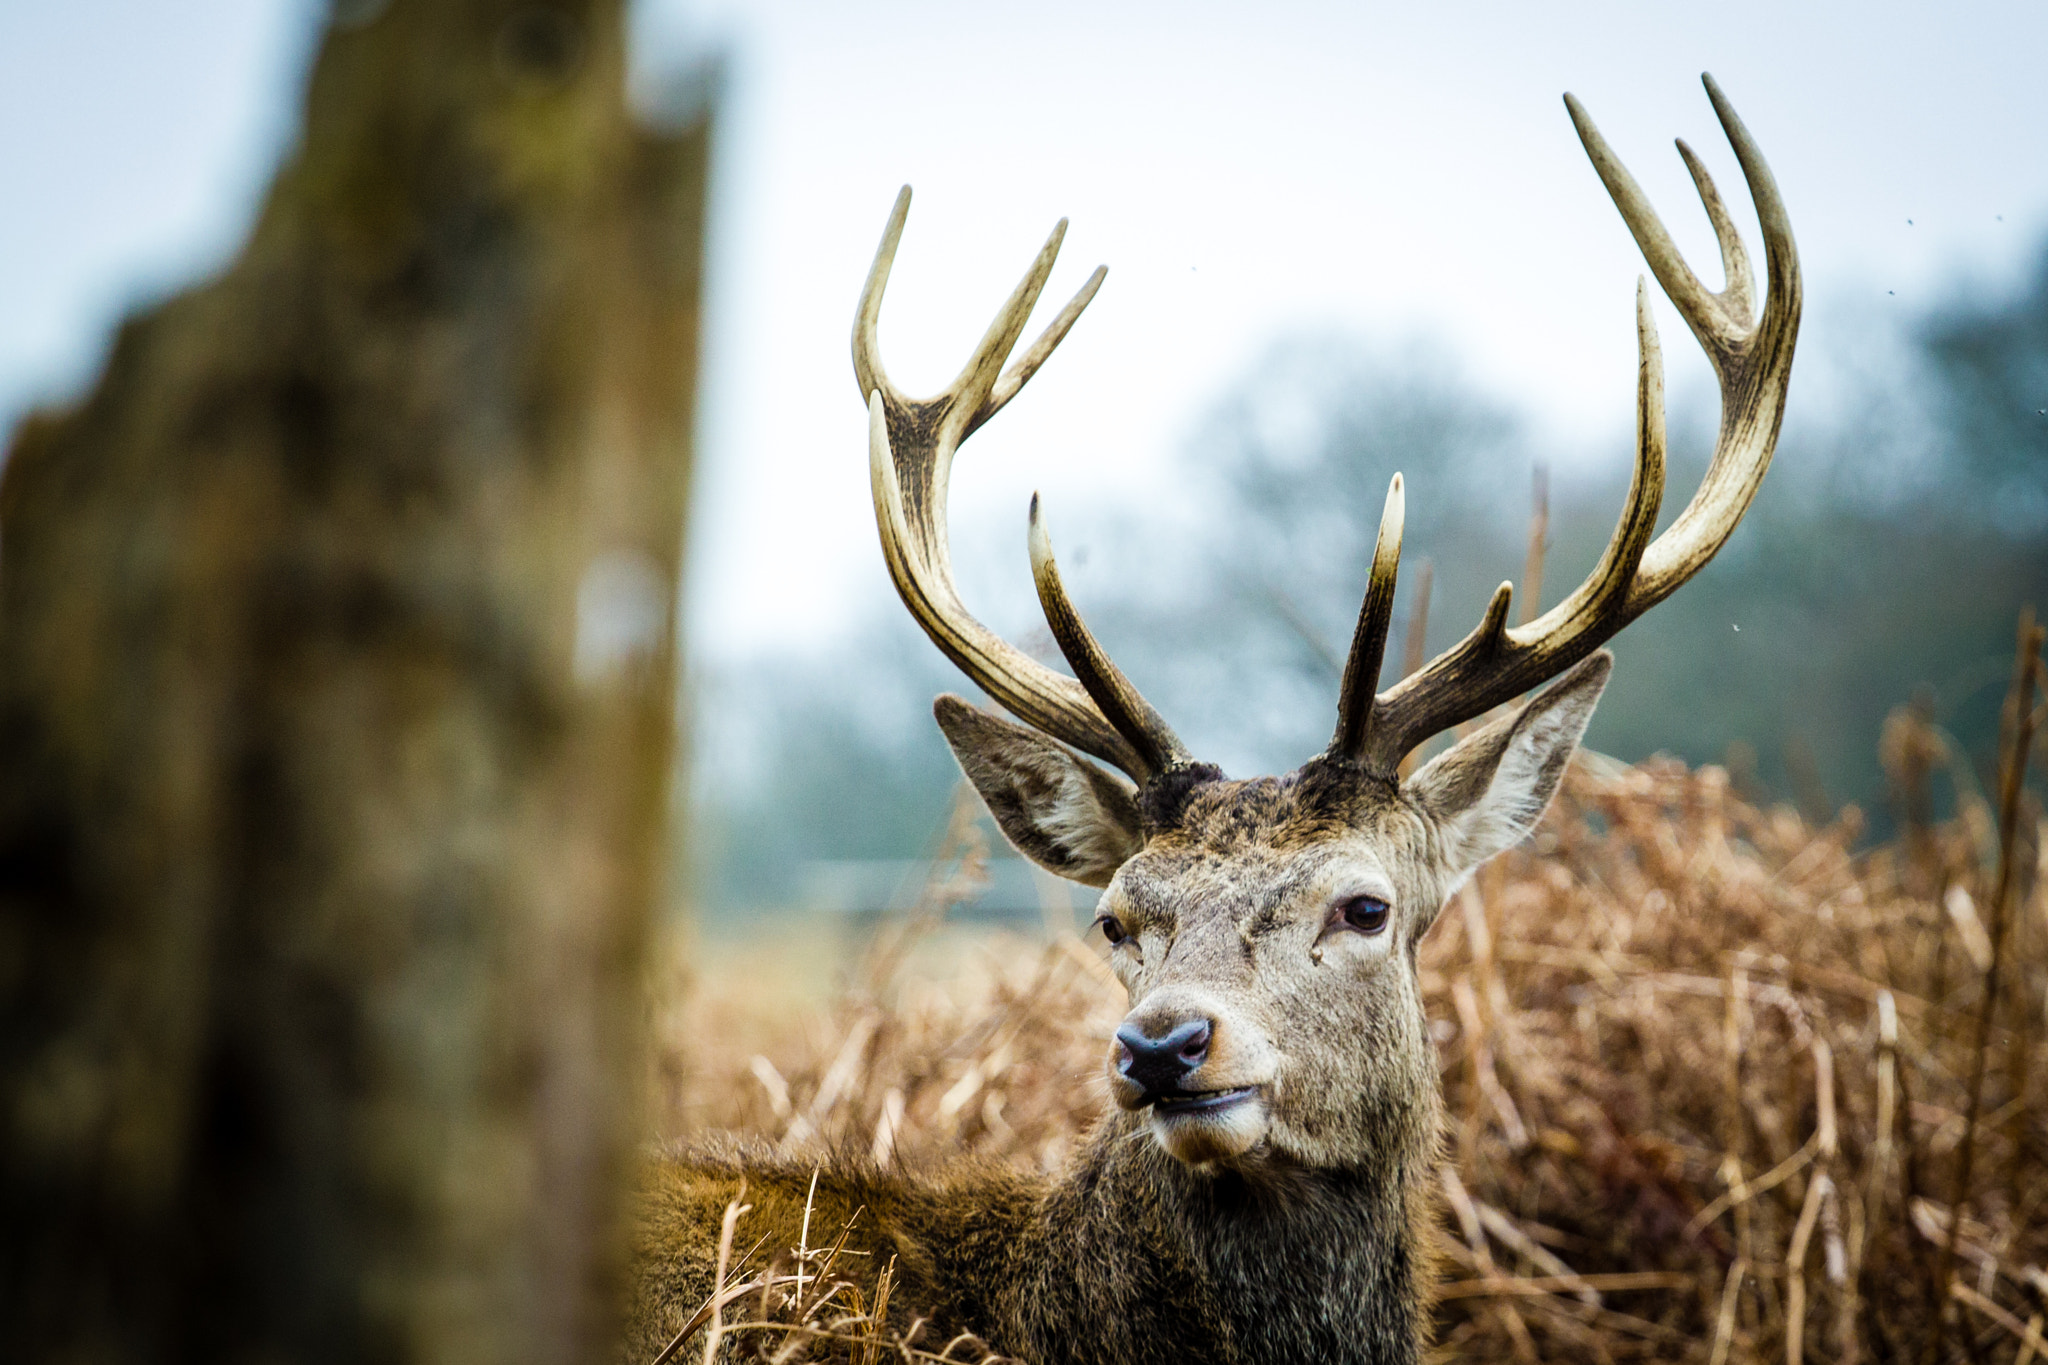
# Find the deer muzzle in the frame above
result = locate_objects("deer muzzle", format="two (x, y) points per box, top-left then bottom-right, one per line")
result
(1108, 989), (1275, 1165)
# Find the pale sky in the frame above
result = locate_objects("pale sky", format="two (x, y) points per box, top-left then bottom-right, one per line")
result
(4, 1), (2044, 665)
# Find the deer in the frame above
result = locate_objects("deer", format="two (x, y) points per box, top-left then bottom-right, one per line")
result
(628, 73), (1800, 1365)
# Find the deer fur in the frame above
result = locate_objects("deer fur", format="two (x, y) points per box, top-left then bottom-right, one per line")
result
(625, 655), (1611, 1364)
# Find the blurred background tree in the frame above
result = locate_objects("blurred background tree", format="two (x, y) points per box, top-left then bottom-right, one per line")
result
(0, 2), (709, 1360)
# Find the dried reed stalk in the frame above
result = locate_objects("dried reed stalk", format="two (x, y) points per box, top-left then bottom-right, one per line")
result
(1930, 611), (2045, 1365)
(1520, 462), (1549, 627)
(1396, 560), (1434, 781)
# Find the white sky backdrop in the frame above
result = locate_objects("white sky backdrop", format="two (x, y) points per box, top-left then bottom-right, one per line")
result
(3, 0), (2045, 667)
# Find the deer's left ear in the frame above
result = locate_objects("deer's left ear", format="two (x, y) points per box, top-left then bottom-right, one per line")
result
(1403, 651), (1611, 882)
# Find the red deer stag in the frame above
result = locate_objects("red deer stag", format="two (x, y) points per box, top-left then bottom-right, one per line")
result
(631, 73), (1799, 1365)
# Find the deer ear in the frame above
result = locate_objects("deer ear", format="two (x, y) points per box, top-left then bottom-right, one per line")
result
(933, 694), (1145, 888)
(1402, 651), (1611, 882)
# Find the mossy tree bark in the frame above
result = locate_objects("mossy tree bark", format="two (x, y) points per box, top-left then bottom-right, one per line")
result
(0, 2), (707, 1360)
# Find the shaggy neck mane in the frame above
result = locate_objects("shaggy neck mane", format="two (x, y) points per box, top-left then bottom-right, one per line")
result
(980, 1111), (1431, 1365)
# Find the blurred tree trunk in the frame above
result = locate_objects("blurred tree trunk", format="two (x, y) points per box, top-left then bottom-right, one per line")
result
(0, 2), (707, 1360)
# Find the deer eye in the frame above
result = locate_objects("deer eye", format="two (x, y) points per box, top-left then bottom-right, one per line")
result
(1095, 914), (1130, 946)
(1339, 896), (1391, 935)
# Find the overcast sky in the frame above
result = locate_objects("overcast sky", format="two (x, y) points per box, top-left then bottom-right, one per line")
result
(3, 0), (2044, 663)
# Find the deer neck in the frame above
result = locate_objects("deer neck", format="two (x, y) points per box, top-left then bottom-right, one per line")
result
(999, 1108), (1434, 1365)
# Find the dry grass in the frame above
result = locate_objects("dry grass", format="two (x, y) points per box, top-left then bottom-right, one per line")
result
(649, 666), (2048, 1363)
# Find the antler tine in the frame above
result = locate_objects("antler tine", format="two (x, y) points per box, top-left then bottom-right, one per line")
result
(856, 186), (1093, 427)
(852, 186), (914, 413)
(1539, 280), (1669, 629)
(1567, 93), (1745, 357)
(1332, 475), (1405, 760)
(950, 216), (1072, 426)
(1676, 140), (1755, 327)
(858, 192), (1179, 785)
(978, 265), (1107, 434)
(1703, 71), (1798, 306)
(1029, 496), (1191, 775)
(1353, 76), (1798, 774)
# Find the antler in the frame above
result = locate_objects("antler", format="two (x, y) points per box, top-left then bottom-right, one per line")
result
(857, 187), (1192, 785)
(1332, 73), (1802, 774)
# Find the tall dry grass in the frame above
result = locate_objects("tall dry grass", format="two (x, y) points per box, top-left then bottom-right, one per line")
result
(648, 634), (2047, 1364)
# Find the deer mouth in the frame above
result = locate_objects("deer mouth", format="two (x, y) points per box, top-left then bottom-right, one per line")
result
(1150, 1087), (1259, 1115)
(1145, 1085), (1268, 1164)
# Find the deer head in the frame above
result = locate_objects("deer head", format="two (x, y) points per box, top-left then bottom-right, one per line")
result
(855, 75), (1798, 1171)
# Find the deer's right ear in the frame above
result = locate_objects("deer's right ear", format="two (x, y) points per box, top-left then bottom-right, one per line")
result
(934, 695), (1145, 888)
(1400, 651), (1611, 884)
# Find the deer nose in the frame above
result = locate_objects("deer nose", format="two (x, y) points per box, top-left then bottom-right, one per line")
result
(1115, 1018), (1212, 1098)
